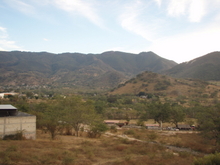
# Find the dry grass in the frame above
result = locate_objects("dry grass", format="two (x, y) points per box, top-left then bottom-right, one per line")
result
(110, 72), (220, 106)
(0, 129), (214, 165)
(117, 128), (217, 154)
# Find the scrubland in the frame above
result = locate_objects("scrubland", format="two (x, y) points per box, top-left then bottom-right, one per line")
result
(0, 128), (217, 165)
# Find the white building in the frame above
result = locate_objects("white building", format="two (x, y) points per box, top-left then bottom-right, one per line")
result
(0, 93), (19, 99)
(0, 105), (36, 140)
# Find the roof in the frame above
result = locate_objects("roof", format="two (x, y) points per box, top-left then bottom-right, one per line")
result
(0, 105), (17, 117)
(177, 124), (191, 128)
(146, 124), (159, 127)
(0, 104), (17, 110)
(16, 111), (35, 117)
(104, 120), (120, 124)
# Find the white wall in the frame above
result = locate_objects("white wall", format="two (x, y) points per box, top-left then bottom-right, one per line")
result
(0, 115), (36, 140)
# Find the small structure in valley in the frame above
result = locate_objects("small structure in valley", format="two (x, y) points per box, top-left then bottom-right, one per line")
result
(0, 92), (19, 99)
(145, 124), (160, 130)
(0, 105), (36, 139)
(104, 120), (126, 127)
(177, 124), (191, 130)
(104, 120), (120, 126)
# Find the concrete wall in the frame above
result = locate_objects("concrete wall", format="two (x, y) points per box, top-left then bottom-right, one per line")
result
(0, 115), (36, 140)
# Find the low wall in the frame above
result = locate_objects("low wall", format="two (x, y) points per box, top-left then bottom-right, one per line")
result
(0, 113), (36, 140)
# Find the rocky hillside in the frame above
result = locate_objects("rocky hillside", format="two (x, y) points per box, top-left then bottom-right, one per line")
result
(0, 51), (177, 90)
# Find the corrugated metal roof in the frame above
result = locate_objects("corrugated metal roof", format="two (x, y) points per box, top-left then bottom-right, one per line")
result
(0, 104), (17, 110)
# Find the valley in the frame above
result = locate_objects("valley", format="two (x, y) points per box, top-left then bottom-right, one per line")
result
(1, 50), (220, 165)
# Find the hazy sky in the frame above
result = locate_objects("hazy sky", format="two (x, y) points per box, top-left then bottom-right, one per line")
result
(0, 0), (220, 63)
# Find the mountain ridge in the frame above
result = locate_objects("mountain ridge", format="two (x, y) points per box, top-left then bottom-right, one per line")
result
(0, 51), (177, 90)
(163, 51), (220, 81)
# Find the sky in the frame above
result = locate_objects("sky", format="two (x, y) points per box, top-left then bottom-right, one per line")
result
(0, 0), (220, 63)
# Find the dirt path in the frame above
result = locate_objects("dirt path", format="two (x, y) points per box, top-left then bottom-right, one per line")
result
(104, 132), (203, 156)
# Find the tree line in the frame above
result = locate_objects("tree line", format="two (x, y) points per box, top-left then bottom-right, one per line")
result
(1, 93), (220, 145)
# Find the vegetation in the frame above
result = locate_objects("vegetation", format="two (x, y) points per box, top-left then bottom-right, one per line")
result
(197, 104), (220, 145)
(194, 153), (220, 165)
(0, 51), (176, 91)
(0, 130), (197, 165)
(164, 51), (220, 81)
(0, 127), (220, 165)
(1, 54), (220, 164)
(149, 102), (171, 127)
(170, 104), (186, 128)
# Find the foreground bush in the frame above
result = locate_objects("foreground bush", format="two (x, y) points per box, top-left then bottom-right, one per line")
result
(193, 153), (220, 165)
(3, 130), (26, 140)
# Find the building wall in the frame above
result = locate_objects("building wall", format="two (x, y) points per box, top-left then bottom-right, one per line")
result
(0, 115), (36, 140)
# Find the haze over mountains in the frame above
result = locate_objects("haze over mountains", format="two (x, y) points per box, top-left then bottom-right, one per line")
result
(0, 51), (219, 90)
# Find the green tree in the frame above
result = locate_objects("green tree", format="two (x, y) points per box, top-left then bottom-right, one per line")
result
(40, 101), (64, 139)
(94, 100), (106, 115)
(87, 122), (108, 138)
(170, 105), (185, 128)
(197, 104), (220, 145)
(62, 96), (99, 137)
(150, 102), (171, 128)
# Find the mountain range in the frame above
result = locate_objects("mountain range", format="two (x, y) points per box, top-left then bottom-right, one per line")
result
(0, 51), (176, 90)
(0, 51), (219, 90)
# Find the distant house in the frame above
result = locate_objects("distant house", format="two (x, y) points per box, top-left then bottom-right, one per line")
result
(104, 120), (120, 125)
(146, 124), (160, 130)
(0, 105), (36, 139)
(0, 93), (4, 98)
(104, 120), (120, 126)
(104, 120), (126, 127)
(0, 93), (19, 99)
(177, 124), (191, 130)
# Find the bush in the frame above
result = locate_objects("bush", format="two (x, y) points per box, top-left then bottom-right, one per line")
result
(87, 123), (108, 138)
(147, 132), (158, 141)
(154, 80), (171, 91)
(193, 153), (220, 165)
(136, 120), (144, 126)
(110, 125), (117, 133)
(124, 130), (135, 135)
(3, 130), (26, 140)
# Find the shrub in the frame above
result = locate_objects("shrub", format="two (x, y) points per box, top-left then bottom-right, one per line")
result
(133, 80), (137, 84)
(87, 123), (108, 138)
(147, 132), (158, 141)
(62, 157), (75, 165)
(136, 120), (144, 126)
(193, 153), (220, 165)
(110, 125), (117, 133)
(3, 130), (26, 140)
(120, 138), (130, 144)
(154, 80), (171, 91)
(124, 130), (135, 135)
(6, 145), (18, 152)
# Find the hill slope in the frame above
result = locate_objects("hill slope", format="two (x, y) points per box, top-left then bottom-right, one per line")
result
(110, 71), (220, 105)
(163, 51), (220, 81)
(0, 51), (177, 90)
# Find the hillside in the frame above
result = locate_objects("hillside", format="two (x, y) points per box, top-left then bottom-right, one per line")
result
(163, 51), (220, 81)
(0, 51), (177, 90)
(110, 71), (220, 105)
